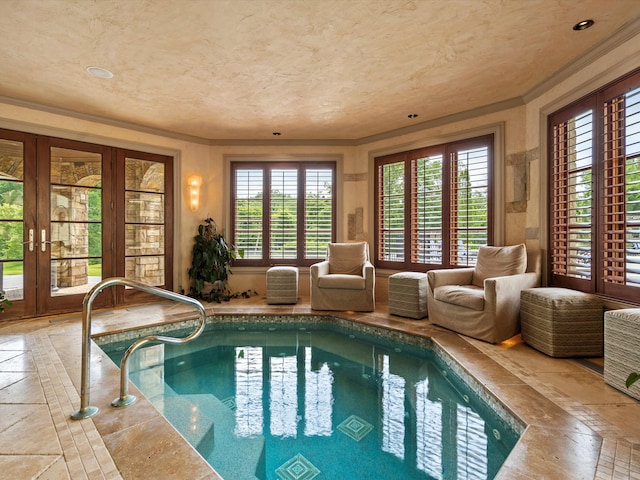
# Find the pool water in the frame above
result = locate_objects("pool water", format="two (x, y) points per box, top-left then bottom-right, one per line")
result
(101, 322), (520, 480)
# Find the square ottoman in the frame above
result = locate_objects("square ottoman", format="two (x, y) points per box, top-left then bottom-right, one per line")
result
(266, 266), (298, 304)
(604, 309), (640, 401)
(388, 272), (428, 319)
(520, 287), (603, 357)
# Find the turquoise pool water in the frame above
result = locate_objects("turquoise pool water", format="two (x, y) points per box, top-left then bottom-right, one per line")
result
(99, 318), (521, 480)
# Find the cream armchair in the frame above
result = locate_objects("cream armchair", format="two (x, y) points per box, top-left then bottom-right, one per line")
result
(427, 244), (540, 343)
(310, 242), (375, 311)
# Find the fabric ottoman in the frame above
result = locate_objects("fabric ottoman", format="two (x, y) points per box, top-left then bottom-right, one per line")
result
(388, 272), (428, 319)
(520, 287), (604, 357)
(266, 266), (298, 304)
(604, 309), (640, 401)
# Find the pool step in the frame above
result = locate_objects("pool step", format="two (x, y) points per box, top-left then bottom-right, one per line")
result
(128, 368), (265, 478)
(129, 367), (178, 405)
(182, 393), (266, 480)
(156, 395), (215, 450)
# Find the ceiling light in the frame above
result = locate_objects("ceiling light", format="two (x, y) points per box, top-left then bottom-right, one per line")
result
(573, 19), (594, 31)
(86, 66), (114, 79)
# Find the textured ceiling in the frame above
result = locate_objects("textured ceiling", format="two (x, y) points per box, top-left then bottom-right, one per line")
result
(1, 0), (640, 142)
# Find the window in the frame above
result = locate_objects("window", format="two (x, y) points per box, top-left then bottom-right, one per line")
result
(231, 161), (335, 266)
(549, 68), (640, 303)
(375, 135), (493, 271)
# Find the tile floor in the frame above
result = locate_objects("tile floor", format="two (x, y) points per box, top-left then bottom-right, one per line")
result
(1, 296), (639, 479)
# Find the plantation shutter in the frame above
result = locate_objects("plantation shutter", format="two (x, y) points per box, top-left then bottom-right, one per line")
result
(377, 158), (406, 263)
(234, 168), (264, 260)
(411, 152), (443, 265)
(602, 83), (640, 295)
(232, 161), (336, 266)
(550, 106), (594, 288)
(450, 143), (490, 266)
(374, 134), (492, 271)
(304, 168), (334, 259)
(270, 168), (298, 260)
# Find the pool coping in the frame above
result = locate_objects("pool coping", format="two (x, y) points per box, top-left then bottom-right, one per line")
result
(73, 308), (603, 479)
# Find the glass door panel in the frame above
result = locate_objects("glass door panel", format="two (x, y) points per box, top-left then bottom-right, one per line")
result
(0, 139), (25, 303)
(124, 157), (165, 286)
(49, 147), (103, 297)
(0, 131), (37, 320)
(37, 137), (113, 316)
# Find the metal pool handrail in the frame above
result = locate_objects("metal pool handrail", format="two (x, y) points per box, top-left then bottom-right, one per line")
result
(71, 277), (207, 420)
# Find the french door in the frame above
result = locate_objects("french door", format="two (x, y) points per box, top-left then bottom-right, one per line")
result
(0, 129), (173, 320)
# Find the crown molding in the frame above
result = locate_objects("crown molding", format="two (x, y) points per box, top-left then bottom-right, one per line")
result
(356, 98), (523, 145)
(0, 94), (210, 145)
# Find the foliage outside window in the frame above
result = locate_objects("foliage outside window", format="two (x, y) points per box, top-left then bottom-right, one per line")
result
(549, 68), (640, 303)
(231, 161), (335, 266)
(375, 135), (493, 271)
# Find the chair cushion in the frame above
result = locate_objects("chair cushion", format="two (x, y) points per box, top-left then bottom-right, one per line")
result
(433, 285), (485, 311)
(317, 274), (366, 290)
(328, 242), (367, 275)
(472, 244), (527, 287)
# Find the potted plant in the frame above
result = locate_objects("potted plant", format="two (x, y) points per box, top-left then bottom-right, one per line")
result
(188, 217), (242, 302)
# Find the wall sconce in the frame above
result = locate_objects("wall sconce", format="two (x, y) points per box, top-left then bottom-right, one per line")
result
(187, 175), (202, 212)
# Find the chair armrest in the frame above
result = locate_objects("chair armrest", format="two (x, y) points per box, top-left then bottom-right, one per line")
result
(362, 261), (375, 288)
(427, 268), (474, 289)
(362, 261), (374, 278)
(310, 260), (330, 280)
(483, 272), (540, 306)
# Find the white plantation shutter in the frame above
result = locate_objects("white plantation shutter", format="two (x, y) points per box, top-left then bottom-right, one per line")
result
(234, 168), (264, 260)
(375, 135), (493, 270)
(270, 169), (298, 260)
(232, 162), (335, 265)
(304, 169), (333, 259)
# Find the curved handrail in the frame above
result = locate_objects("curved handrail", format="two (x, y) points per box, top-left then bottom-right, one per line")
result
(71, 277), (207, 420)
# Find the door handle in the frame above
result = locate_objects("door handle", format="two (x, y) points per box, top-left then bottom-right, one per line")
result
(41, 229), (53, 252)
(22, 228), (34, 252)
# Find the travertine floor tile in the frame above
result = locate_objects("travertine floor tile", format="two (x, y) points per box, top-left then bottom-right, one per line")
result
(0, 371), (46, 403)
(0, 404), (61, 454)
(0, 454), (67, 479)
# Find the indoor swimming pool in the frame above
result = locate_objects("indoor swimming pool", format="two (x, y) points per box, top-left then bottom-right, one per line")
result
(98, 317), (522, 480)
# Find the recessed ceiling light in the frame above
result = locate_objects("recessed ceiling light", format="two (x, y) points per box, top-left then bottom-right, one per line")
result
(86, 66), (114, 79)
(573, 19), (594, 31)
(408, 113), (419, 119)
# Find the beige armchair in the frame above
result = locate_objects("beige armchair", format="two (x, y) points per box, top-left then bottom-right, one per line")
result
(310, 242), (375, 311)
(427, 244), (540, 343)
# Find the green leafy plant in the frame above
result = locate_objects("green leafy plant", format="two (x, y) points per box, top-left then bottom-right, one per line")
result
(0, 291), (12, 313)
(188, 218), (243, 303)
(627, 373), (640, 389)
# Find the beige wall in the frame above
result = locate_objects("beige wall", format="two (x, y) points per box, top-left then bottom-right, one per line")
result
(1, 30), (638, 301)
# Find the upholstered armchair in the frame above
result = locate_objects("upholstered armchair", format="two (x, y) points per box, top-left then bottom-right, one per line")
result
(310, 242), (375, 311)
(426, 244), (540, 343)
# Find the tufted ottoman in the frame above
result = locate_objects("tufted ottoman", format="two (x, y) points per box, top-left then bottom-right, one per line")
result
(388, 272), (428, 319)
(266, 266), (298, 304)
(520, 287), (604, 357)
(604, 309), (640, 401)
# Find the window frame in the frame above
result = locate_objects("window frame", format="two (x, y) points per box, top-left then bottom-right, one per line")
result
(230, 160), (336, 267)
(374, 134), (494, 271)
(548, 67), (640, 304)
